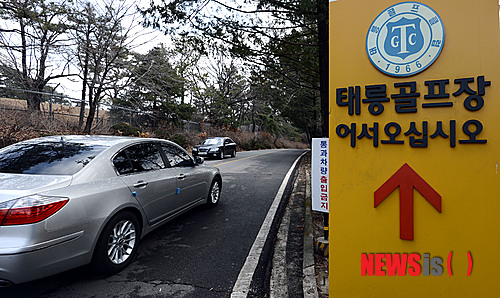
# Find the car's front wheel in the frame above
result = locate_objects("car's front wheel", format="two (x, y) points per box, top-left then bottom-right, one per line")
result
(218, 150), (224, 159)
(206, 177), (221, 208)
(92, 211), (141, 275)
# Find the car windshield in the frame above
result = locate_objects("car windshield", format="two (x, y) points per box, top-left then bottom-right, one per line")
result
(201, 138), (222, 145)
(0, 141), (108, 175)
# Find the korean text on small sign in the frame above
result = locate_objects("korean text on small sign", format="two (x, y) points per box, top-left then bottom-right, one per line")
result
(312, 138), (329, 213)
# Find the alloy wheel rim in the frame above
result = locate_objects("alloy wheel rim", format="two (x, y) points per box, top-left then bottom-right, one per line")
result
(211, 182), (220, 203)
(107, 219), (136, 264)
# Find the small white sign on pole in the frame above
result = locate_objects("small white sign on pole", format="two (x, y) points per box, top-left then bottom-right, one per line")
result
(311, 138), (329, 213)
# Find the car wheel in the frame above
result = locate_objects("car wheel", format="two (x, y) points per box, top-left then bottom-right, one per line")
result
(206, 177), (221, 208)
(219, 150), (224, 159)
(92, 211), (141, 275)
(231, 148), (236, 158)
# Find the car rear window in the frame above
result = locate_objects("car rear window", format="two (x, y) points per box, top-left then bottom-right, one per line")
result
(0, 141), (108, 175)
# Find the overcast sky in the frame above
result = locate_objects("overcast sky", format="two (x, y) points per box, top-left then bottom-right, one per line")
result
(48, 0), (500, 101)
(53, 0), (170, 101)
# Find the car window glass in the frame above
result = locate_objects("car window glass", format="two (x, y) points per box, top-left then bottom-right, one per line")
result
(202, 138), (222, 145)
(112, 150), (134, 175)
(0, 141), (108, 175)
(118, 143), (165, 174)
(160, 143), (193, 167)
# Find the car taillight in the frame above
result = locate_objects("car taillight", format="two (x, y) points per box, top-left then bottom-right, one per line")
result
(0, 195), (69, 226)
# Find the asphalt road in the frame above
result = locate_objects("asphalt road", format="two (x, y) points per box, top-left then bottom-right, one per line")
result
(0, 149), (306, 298)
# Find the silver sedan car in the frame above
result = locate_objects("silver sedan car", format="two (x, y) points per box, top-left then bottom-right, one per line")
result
(0, 135), (222, 286)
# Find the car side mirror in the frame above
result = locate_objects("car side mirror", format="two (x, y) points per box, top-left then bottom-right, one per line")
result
(195, 156), (204, 165)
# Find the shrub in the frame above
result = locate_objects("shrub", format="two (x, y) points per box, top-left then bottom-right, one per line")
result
(153, 125), (199, 149)
(111, 122), (142, 137)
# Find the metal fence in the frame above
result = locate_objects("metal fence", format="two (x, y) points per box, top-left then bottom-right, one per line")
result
(0, 87), (154, 133)
(0, 87), (260, 135)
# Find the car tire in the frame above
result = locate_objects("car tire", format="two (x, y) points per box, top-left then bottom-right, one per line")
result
(92, 211), (141, 275)
(206, 177), (221, 208)
(231, 148), (236, 158)
(219, 150), (224, 160)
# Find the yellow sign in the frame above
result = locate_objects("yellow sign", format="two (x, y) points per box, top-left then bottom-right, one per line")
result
(329, 0), (500, 296)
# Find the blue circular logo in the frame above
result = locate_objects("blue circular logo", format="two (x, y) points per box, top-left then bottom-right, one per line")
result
(366, 2), (445, 77)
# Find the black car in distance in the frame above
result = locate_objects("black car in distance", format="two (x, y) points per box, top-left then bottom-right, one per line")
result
(192, 137), (237, 159)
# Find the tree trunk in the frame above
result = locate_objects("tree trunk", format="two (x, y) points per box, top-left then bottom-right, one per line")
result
(84, 106), (96, 133)
(20, 18), (28, 83)
(251, 104), (256, 133)
(26, 92), (42, 111)
(79, 53), (89, 129)
(84, 87), (97, 133)
(317, 0), (329, 138)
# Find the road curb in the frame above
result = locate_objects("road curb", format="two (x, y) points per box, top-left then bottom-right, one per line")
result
(270, 188), (292, 298)
(269, 152), (320, 298)
(303, 166), (319, 297)
(231, 151), (307, 297)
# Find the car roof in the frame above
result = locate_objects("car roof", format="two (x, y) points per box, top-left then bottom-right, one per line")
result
(17, 135), (167, 147)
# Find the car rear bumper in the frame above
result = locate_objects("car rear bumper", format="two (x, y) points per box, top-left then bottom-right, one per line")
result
(0, 231), (90, 285)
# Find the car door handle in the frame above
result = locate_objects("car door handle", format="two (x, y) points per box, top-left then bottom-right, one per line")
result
(178, 174), (186, 180)
(133, 181), (149, 188)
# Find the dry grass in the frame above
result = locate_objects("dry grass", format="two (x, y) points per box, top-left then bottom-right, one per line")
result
(0, 97), (110, 118)
(0, 98), (309, 150)
(0, 98), (113, 147)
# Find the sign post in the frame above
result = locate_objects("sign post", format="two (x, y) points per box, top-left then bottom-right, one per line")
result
(329, 0), (500, 296)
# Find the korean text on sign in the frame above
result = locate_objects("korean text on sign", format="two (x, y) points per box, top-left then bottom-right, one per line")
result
(335, 76), (491, 148)
(312, 138), (329, 213)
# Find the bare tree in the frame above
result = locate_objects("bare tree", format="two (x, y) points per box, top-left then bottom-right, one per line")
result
(70, 0), (143, 133)
(0, 0), (74, 111)
(189, 51), (252, 128)
(69, 1), (96, 128)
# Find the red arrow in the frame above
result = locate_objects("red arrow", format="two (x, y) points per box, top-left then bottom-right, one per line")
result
(374, 163), (441, 240)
